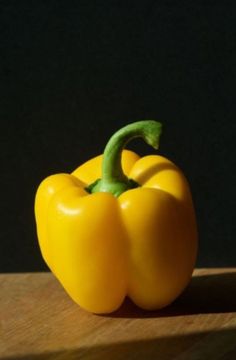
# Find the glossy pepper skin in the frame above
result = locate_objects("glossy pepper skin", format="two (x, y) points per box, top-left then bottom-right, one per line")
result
(35, 121), (198, 314)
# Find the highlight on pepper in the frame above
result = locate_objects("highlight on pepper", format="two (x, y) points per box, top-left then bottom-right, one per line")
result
(35, 120), (198, 314)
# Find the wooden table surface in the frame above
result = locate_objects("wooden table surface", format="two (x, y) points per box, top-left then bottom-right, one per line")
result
(1, 268), (236, 360)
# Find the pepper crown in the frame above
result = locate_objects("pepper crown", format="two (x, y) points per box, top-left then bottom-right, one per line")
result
(86, 120), (162, 197)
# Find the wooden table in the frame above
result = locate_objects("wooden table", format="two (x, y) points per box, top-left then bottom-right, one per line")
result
(1, 268), (236, 360)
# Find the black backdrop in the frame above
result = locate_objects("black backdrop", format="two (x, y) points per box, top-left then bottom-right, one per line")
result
(1, 1), (235, 272)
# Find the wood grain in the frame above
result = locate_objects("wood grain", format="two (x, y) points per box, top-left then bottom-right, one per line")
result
(0, 268), (236, 359)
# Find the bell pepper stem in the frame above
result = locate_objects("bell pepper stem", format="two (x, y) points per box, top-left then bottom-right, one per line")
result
(86, 120), (162, 197)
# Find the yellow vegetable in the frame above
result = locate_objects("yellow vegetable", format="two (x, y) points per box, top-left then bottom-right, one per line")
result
(35, 120), (198, 314)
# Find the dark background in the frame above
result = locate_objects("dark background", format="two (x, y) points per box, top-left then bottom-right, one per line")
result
(0, 1), (235, 272)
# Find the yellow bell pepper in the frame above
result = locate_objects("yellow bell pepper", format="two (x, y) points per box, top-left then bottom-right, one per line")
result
(35, 121), (198, 314)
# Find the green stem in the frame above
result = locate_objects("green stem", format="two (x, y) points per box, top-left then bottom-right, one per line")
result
(86, 120), (162, 197)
